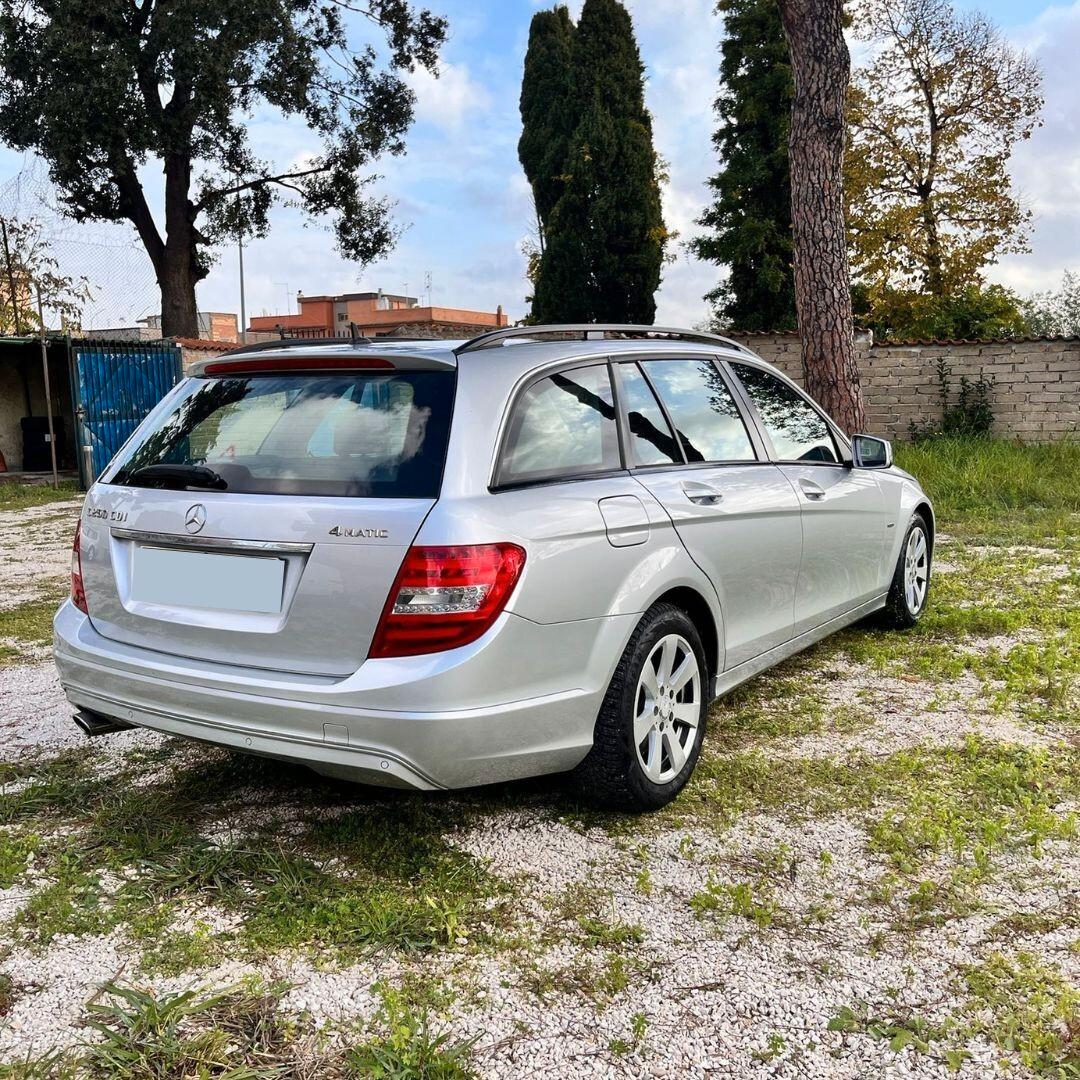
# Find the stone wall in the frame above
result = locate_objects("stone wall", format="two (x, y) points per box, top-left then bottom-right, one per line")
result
(726, 333), (1080, 443)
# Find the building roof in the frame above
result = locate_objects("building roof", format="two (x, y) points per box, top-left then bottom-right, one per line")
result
(174, 336), (233, 352)
(298, 291), (418, 304)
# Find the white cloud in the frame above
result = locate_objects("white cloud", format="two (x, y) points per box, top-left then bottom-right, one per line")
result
(988, 1), (1080, 292)
(407, 60), (492, 134)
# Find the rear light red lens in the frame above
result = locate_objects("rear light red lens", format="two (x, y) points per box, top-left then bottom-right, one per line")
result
(369, 544), (526, 659)
(204, 355), (394, 375)
(71, 520), (88, 613)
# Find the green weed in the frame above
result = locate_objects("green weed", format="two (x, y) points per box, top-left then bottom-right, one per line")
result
(964, 952), (1080, 1075)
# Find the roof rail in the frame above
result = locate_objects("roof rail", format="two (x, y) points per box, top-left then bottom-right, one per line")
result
(454, 324), (754, 356)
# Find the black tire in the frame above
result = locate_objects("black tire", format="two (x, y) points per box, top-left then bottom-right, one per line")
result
(880, 513), (931, 629)
(572, 602), (708, 811)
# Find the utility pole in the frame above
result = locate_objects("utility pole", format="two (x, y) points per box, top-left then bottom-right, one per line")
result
(237, 227), (247, 344)
(35, 285), (59, 488)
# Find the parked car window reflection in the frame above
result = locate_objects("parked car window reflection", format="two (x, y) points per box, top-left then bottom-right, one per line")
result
(498, 364), (620, 485)
(619, 363), (682, 466)
(642, 359), (755, 463)
(730, 363), (839, 463)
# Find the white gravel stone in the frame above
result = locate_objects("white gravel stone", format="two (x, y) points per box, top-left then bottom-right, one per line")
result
(0, 499), (83, 610)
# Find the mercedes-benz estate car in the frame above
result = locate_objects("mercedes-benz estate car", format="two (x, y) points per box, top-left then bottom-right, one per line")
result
(54, 325), (933, 809)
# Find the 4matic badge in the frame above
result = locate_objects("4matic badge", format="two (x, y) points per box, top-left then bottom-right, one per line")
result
(328, 525), (389, 539)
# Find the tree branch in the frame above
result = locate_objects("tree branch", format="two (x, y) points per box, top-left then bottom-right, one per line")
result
(197, 165), (329, 209)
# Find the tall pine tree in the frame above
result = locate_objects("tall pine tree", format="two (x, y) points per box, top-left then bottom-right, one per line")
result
(692, 0), (796, 331)
(518, 7), (575, 236)
(522, 0), (668, 324)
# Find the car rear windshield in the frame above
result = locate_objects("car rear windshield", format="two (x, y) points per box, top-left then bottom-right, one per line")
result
(109, 369), (455, 498)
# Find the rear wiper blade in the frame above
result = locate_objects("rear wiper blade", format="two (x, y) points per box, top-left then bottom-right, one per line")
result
(126, 464), (228, 491)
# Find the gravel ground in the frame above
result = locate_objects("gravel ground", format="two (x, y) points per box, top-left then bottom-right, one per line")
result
(0, 499), (83, 610)
(1, 512), (1077, 1078)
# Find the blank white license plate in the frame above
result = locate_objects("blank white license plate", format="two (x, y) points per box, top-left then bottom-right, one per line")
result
(131, 545), (286, 613)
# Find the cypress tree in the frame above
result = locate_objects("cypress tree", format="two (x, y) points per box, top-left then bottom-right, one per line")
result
(525, 0), (669, 324)
(691, 0), (796, 331)
(518, 7), (575, 234)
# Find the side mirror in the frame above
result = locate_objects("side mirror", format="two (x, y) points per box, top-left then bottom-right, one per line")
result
(851, 433), (892, 469)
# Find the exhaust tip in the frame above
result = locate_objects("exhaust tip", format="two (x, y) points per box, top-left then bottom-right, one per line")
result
(72, 709), (135, 738)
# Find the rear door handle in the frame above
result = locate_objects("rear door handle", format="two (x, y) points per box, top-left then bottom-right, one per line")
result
(799, 478), (826, 501)
(682, 481), (724, 506)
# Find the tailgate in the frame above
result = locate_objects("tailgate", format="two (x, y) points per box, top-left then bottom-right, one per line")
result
(80, 488), (429, 677)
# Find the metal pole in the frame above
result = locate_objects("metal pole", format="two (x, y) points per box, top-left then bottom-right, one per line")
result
(35, 285), (59, 488)
(238, 228), (247, 344)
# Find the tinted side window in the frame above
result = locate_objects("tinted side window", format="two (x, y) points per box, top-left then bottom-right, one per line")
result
(731, 363), (839, 463)
(498, 364), (620, 486)
(642, 359), (755, 464)
(618, 363), (682, 466)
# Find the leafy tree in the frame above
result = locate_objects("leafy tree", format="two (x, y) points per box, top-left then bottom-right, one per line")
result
(692, 0), (795, 332)
(1021, 271), (1080, 338)
(0, 0), (446, 337)
(777, 0), (863, 433)
(518, 6), (575, 239)
(527, 0), (670, 324)
(852, 282), (1029, 341)
(847, 0), (1043, 300)
(0, 215), (91, 334)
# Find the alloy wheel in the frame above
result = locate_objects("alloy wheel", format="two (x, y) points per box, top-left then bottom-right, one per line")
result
(633, 633), (701, 784)
(904, 526), (929, 614)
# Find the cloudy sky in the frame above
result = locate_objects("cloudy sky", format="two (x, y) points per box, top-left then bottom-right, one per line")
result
(1, 0), (1076, 330)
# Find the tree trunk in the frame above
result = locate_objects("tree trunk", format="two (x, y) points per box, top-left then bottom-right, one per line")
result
(777, 0), (864, 434)
(156, 152), (203, 338)
(157, 249), (199, 338)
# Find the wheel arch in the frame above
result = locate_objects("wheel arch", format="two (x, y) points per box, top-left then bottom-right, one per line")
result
(912, 499), (935, 556)
(651, 585), (720, 696)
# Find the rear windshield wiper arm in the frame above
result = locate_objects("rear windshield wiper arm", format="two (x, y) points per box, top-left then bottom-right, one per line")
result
(125, 464), (228, 491)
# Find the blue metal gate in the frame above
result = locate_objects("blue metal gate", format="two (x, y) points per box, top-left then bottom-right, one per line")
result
(71, 340), (183, 485)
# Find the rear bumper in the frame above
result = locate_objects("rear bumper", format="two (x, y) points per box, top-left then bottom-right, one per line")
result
(53, 601), (634, 790)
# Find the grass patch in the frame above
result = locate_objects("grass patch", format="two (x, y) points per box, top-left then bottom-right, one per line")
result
(964, 952), (1080, 1075)
(0, 589), (66, 664)
(690, 878), (779, 928)
(1, 751), (512, 966)
(0, 976), (480, 1078)
(347, 981), (478, 1079)
(688, 737), (1078, 888)
(894, 437), (1080, 535)
(0, 480), (79, 513)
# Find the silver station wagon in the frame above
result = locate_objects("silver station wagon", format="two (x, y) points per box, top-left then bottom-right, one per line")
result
(54, 325), (933, 809)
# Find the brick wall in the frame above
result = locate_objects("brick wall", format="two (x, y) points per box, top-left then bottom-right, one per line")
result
(726, 334), (1080, 443)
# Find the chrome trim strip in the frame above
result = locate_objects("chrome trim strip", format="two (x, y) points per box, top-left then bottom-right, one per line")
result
(110, 528), (313, 554)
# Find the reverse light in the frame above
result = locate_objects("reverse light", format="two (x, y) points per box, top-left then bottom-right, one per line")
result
(369, 544), (526, 659)
(71, 520), (88, 613)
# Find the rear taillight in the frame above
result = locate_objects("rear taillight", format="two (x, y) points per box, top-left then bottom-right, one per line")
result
(369, 544), (526, 659)
(71, 520), (88, 613)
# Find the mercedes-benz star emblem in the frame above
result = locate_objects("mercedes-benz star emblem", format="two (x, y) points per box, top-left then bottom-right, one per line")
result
(185, 504), (207, 534)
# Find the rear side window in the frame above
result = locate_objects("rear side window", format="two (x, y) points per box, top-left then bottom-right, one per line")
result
(109, 370), (454, 498)
(730, 362), (839, 463)
(497, 363), (620, 486)
(642, 359), (755, 464)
